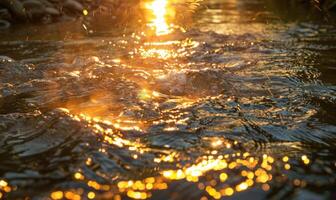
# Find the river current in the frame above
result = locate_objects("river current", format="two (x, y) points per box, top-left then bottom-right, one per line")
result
(0, 0), (336, 199)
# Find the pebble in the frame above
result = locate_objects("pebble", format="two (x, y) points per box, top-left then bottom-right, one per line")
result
(45, 7), (60, 16)
(22, 0), (46, 19)
(0, 19), (10, 29)
(0, 0), (85, 23)
(0, 0), (27, 21)
(64, 0), (84, 13)
(0, 55), (14, 63)
(38, 0), (55, 8)
(22, 0), (44, 9)
(0, 8), (12, 21)
(0, 0), (103, 24)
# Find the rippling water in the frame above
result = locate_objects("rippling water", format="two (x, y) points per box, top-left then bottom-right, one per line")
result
(0, 0), (336, 199)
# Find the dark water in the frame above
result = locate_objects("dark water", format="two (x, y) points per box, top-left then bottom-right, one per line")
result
(0, 0), (336, 199)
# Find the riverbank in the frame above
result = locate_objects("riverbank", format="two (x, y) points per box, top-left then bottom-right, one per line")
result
(1, 0), (334, 30)
(0, 0), (96, 29)
(0, 0), (143, 29)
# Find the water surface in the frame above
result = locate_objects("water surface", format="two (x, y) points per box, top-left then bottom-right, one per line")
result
(0, 0), (336, 199)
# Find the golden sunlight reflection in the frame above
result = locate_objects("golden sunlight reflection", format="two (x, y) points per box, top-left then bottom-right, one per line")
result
(47, 109), (315, 200)
(146, 0), (174, 35)
(0, 179), (11, 199)
(136, 38), (199, 60)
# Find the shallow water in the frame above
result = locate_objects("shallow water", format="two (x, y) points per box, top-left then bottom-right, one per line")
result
(0, 0), (336, 199)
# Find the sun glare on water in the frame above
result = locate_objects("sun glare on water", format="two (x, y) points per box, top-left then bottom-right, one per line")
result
(146, 0), (173, 35)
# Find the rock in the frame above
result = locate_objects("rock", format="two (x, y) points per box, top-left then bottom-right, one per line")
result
(38, 0), (55, 8)
(41, 14), (52, 24)
(22, 0), (46, 19)
(45, 7), (60, 16)
(155, 71), (187, 95)
(0, 56), (14, 63)
(0, 20), (11, 29)
(0, 0), (125, 25)
(64, 0), (84, 13)
(0, 8), (12, 21)
(22, 0), (44, 9)
(0, 0), (27, 21)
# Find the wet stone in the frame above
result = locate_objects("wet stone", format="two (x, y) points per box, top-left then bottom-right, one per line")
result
(0, 19), (10, 29)
(0, 55), (14, 63)
(0, 8), (12, 21)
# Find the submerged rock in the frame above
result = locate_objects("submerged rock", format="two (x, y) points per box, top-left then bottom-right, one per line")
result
(154, 69), (230, 96)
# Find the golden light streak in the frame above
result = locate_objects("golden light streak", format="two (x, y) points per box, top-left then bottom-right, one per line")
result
(48, 109), (307, 200)
(146, 0), (172, 35)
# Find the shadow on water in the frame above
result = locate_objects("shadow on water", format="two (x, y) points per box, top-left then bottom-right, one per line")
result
(0, 0), (336, 199)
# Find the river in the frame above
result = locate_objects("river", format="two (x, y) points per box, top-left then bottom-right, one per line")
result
(0, 0), (336, 199)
